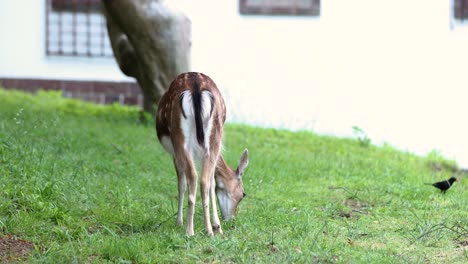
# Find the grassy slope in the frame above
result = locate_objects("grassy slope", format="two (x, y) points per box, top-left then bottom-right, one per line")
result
(0, 89), (466, 263)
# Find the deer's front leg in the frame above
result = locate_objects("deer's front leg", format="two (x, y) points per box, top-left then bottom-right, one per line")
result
(210, 175), (223, 234)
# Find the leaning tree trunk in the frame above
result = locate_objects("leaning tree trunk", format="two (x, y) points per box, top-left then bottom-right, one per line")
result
(101, 0), (191, 114)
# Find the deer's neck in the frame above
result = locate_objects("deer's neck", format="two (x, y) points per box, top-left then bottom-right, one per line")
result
(216, 155), (234, 181)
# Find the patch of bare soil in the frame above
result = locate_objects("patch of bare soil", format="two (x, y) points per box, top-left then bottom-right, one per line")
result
(457, 239), (468, 247)
(338, 198), (370, 218)
(0, 235), (33, 263)
(343, 198), (367, 210)
(432, 239), (468, 261)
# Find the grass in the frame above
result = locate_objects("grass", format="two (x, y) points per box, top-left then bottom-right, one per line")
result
(0, 88), (466, 263)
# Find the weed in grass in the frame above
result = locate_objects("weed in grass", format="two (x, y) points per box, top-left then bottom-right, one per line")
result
(352, 125), (371, 148)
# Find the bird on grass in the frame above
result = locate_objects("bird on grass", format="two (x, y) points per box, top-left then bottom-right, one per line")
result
(425, 176), (457, 194)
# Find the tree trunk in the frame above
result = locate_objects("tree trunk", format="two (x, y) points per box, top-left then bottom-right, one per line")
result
(102, 0), (191, 114)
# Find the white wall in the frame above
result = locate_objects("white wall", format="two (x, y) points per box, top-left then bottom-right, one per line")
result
(1, 0), (468, 166)
(172, 0), (468, 167)
(0, 0), (130, 81)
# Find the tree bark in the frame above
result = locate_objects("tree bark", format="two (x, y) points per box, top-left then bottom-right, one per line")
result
(102, 0), (191, 114)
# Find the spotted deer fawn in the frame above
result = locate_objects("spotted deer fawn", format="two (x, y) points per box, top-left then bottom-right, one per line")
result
(156, 72), (249, 236)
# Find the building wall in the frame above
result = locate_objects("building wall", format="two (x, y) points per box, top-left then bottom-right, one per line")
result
(0, 0), (130, 82)
(177, 0), (468, 166)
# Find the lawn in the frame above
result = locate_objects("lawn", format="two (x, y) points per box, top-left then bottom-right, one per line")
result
(0, 89), (466, 263)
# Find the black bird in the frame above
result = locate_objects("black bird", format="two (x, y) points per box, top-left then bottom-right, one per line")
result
(425, 177), (457, 194)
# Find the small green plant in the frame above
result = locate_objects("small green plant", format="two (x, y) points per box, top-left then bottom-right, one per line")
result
(352, 126), (371, 147)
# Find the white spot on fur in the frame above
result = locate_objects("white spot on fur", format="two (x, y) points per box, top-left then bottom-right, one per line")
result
(157, 109), (162, 120)
(201, 91), (214, 151)
(200, 91), (213, 119)
(180, 91), (193, 117)
(180, 92), (201, 160)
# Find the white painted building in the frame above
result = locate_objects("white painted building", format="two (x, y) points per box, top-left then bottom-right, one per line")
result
(1, 0), (468, 166)
(0, 0), (130, 81)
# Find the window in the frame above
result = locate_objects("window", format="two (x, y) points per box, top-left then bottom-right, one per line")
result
(454, 0), (468, 22)
(239, 0), (320, 16)
(46, 0), (113, 57)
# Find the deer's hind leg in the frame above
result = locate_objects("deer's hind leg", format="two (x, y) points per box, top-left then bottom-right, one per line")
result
(200, 155), (217, 236)
(173, 158), (186, 227)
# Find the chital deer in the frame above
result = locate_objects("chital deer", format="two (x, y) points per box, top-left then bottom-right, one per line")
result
(156, 72), (249, 236)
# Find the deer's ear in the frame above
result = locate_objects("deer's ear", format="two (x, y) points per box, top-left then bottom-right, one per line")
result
(236, 149), (249, 178)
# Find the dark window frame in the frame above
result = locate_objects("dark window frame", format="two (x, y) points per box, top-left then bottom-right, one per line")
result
(454, 0), (468, 22)
(239, 0), (320, 17)
(45, 0), (113, 58)
(50, 0), (102, 13)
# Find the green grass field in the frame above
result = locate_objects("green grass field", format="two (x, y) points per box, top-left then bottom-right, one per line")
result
(0, 89), (466, 263)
